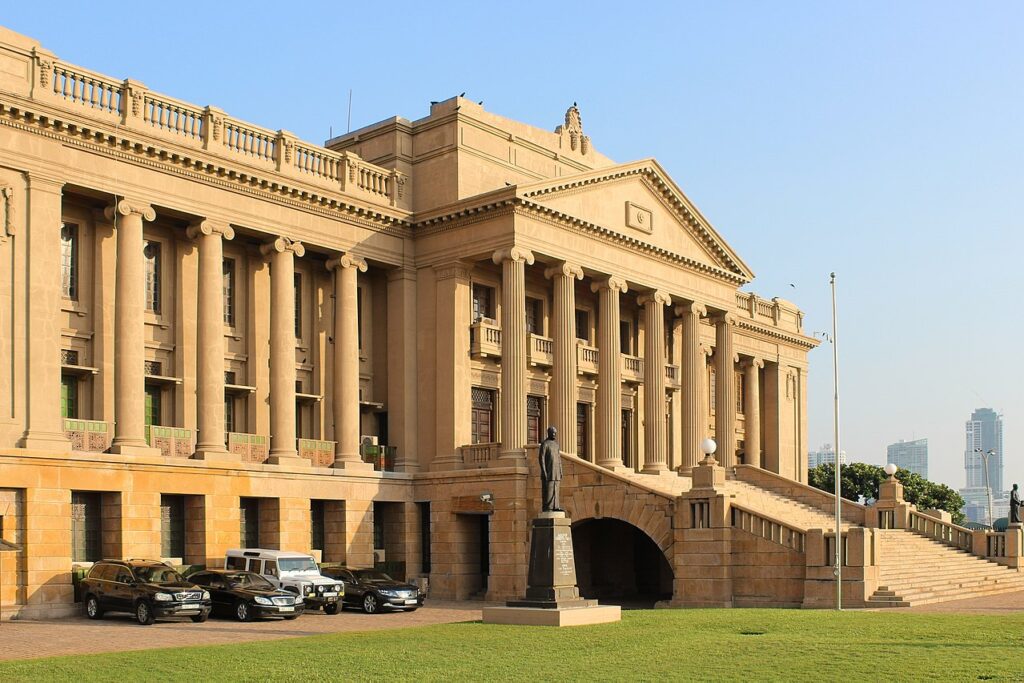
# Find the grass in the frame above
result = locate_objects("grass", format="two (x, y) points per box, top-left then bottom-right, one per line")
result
(2, 609), (1023, 681)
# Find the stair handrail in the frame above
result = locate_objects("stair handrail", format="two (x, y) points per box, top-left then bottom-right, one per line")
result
(729, 502), (807, 552)
(733, 464), (866, 522)
(906, 509), (973, 552)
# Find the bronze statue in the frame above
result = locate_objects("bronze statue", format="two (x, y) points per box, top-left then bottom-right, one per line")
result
(539, 426), (563, 512)
(1011, 483), (1021, 524)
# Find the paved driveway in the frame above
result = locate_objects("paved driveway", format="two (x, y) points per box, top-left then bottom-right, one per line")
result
(0, 601), (486, 661)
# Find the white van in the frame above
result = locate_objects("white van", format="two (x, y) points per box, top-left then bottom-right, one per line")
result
(225, 548), (344, 614)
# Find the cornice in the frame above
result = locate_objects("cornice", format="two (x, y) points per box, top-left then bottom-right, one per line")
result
(0, 99), (413, 238)
(735, 319), (820, 350)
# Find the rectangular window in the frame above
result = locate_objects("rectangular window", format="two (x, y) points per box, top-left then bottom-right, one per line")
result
(472, 284), (494, 321)
(357, 286), (364, 349)
(736, 372), (744, 415)
(575, 309), (589, 342)
(61, 374), (78, 419)
(71, 491), (102, 563)
(144, 241), (161, 314)
(294, 273), (302, 338)
(419, 502), (431, 574)
(620, 320), (632, 355)
(160, 494), (185, 559)
(576, 402), (590, 460)
(311, 500), (326, 551)
(239, 497), (260, 548)
(225, 396), (236, 434)
(471, 387), (495, 444)
(621, 409), (633, 468)
(145, 384), (162, 427)
(526, 395), (544, 445)
(223, 258), (235, 327)
(709, 367), (716, 414)
(61, 223), (78, 300)
(525, 297), (542, 335)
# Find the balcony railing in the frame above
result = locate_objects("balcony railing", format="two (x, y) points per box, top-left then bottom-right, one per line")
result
(63, 418), (110, 453)
(361, 444), (398, 471)
(145, 426), (195, 458)
(461, 442), (498, 468)
(528, 334), (553, 367)
(577, 341), (599, 375)
(470, 319), (502, 358)
(298, 438), (336, 467)
(665, 363), (681, 389)
(621, 354), (644, 383)
(228, 432), (269, 463)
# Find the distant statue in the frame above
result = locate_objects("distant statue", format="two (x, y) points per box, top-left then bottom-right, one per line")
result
(539, 426), (563, 512)
(1011, 483), (1021, 524)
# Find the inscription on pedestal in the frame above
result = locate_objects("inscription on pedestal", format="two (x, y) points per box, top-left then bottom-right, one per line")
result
(554, 528), (574, 580)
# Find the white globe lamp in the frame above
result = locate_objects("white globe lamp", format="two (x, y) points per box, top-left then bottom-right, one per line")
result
(884, 463), (898, 478)
(701, 438), (717, 462)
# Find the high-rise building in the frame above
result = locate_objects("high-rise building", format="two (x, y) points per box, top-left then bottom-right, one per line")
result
(887, 438), (928, 478)
(963, 408), (1004, 495)
(808, 444), (846, 469)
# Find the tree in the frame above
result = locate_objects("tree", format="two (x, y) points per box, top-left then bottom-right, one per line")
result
(807, 463), (966, 525)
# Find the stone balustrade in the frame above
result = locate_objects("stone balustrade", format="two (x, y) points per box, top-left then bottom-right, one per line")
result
(576, 341), (599, 375)
(620, 353), (644, 383)
(31, 56), (410, 210)
(665, 363), (681, 390)
(527, 334), (553, 367)
(735, 291), (805, 334)
(731, 504), (806, 552)
(469, 319), (502, 358)
(460, 442), (498, 468)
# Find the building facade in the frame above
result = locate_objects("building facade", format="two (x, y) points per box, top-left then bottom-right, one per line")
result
(964, 408), (1004, 495)
(887, 438), (928, 479)
(808, 444), (846, 470)
(0, 27), (820, 617)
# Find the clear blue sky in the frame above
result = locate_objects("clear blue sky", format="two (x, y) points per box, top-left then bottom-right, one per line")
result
(6, 2), (1021, 491)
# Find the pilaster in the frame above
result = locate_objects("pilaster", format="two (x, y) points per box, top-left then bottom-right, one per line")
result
(433, 262), (472, 469)
(387, 267), (420, 471)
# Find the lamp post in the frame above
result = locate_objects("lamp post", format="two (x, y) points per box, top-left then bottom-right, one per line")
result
(829, 272), (842, 611)
(974, 447), (996, 527)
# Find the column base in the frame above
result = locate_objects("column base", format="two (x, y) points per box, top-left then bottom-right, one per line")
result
(193, 447), (238, 462)
(268, 451), (310, 467)
(597, 461), (633, 475)
(18, 430), (72, 452)
(332, 458), (374, 471)
(642, 464), (668, 475)
(499, 448), (527, 462)
(109, 442), (162, 457)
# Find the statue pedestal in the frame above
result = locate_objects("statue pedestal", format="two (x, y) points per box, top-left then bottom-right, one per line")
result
(482, 512), (621, 627)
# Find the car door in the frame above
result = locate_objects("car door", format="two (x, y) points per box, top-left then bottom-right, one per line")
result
(192, 573), (227, 615)
(88, 564), (113, 609)
(337, 570), (360, 606)
(110, 567), (135, 611)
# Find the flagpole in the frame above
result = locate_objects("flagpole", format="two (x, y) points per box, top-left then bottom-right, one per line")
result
(830, 272), (842, 611)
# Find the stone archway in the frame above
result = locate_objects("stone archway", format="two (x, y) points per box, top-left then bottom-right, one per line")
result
(572, 517), (673, 606)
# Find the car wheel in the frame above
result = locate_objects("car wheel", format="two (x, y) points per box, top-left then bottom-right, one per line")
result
(323, 602), (340, 615)
(363, 594), (379, 614)
(135, 600), (155, 626)
(191, 613), (208, 623)
(85, 595), (104, 620)
(235, 601), (253, 622)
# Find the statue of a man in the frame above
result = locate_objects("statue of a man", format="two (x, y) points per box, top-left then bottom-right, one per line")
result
(1011, 483), (1021, 524)
(539, 426), (563, 512)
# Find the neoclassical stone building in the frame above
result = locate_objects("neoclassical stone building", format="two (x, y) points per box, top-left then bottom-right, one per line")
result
(9, 26), (1016, 618)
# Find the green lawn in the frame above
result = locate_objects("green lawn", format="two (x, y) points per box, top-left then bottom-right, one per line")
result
(3, 609), (1023, 682)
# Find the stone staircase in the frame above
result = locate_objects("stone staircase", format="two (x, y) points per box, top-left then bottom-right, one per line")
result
(723, 479), (853, 531)
(866, 530), (1024, 607)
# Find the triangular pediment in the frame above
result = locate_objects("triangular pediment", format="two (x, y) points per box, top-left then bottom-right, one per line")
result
(516, 160), (753, 282)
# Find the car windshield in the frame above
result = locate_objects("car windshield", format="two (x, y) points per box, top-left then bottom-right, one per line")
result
(278, 557), (318, 573)
(226, 572), (275, 590)
(355, 569), (393, 582)
(133, 566), (185, 583)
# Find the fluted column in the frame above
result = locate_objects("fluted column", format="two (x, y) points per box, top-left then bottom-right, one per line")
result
(679, 302), (707, 471)
(260, 236), (305, 464)
(669, 310), (683, 470)
(328, 253), (371, 469)
(743, 357), (764, 468)
(544, 261), (583, 457)
(640, 290), (671, 473)
(19, 174), (72, 451)
(188, 220), (235, 459)
(714, 312), (737, 467)
(493, 247), (534, 462)
(592, 276), (628, 469)
(107, 198), (158, 455)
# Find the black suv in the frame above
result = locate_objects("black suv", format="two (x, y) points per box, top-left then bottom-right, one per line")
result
(80, 559), (212, 625)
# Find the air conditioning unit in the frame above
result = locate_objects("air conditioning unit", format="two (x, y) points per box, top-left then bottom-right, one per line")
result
(361, 435), (379, 447)
(373, 549), (386, 563)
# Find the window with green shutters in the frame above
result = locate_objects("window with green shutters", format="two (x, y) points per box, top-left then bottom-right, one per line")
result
(145, 384), (161, 427)
(61, 375), (78, 419)
(71, 491), (101, 562)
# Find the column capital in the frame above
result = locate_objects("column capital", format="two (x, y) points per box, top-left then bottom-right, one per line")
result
(23, 170), (65, 193)
(701, 343), (714, 358)
(434, 261), (471, 282)
(742, 356), (765, 370)
(676, 301), (707, 317)
(713, 311), (737, 326)
(186, 219), (235, 241)
(104, 199), (155, 222)
(638, 289), (671, 307)
(591, 275), (628, 294)
(386, 264), (417, 282)
(544, 261), (584, 281)
(327, 253), (368, 272)
(492, 246), (535, 265)
(260, 236), (305, 258)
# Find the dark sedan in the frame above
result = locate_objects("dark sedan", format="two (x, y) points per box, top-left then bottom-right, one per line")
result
(188, 570), (305, 621)
(320, 567), (424, 614)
